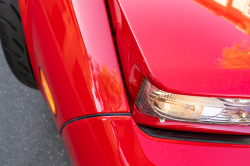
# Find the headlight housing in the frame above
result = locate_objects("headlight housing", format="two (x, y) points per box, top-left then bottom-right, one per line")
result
(136, 79), (250, 124)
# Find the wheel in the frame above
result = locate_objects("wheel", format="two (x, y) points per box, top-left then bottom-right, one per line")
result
(0, 0), (38, 89)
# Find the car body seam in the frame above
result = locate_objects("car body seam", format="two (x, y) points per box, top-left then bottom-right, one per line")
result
(60, 113), (131, 135)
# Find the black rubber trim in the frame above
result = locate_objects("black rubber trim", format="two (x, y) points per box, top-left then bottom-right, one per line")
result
(60, 113), (131, 135)
(138, 125), (250, 145)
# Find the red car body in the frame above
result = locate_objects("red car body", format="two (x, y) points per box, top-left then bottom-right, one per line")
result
(18, 0), (250, 165)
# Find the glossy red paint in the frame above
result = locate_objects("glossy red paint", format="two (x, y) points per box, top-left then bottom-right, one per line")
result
(132, 105), (250, 135)
(18, 0), (129, 131)
(62, 116), (250, 166)
(16, 0), (250, 164)
(107, 0), (250, 100)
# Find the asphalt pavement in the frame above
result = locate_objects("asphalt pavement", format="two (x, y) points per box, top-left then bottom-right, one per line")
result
(0, 41), (71, 165)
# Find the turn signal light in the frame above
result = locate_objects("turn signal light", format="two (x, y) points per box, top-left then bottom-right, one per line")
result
(40, 69), (56, 116)
(136, 79), (250, 124)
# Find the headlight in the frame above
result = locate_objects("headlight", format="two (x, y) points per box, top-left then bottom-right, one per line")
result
(136, 79), (250, 124)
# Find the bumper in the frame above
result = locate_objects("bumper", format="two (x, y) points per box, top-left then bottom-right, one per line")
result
(62, 116), (250, 166)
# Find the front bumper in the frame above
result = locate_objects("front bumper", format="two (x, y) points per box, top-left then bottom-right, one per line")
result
(62, 116), (250, 166)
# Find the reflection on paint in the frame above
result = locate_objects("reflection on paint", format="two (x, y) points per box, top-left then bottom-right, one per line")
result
(218, 40), (250, 69)
(94, 65), (123, 111)
(193, 1), (250, 69)
(193, 0), (250, 35)
(88, 56), (124, 112)
(214, 0), (228, 7)
(232, 0), (249, 12)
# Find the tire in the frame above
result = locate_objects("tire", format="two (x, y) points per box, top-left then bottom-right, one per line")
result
(0, 0), (38, 89)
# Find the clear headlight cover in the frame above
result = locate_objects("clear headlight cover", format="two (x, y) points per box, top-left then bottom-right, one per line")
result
(136, 79), (250, 124)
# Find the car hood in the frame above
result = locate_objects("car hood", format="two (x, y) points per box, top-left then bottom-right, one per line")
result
(117, 0), (250, 98)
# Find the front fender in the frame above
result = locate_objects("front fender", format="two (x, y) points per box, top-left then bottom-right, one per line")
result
(18, 0), (129, 131)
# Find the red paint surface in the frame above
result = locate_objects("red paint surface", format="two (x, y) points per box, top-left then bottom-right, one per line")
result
(62, 116), (250, 166)
(17, 0), (250, 164)
(106, 0), (250, 134)
(19, 0), (129, 131)
(107, 0), (250, 100)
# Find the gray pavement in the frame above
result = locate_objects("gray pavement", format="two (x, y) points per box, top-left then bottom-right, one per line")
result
(0, 41), (71, 165)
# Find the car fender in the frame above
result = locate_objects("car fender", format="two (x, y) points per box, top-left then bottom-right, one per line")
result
(18, 0), (129, 131)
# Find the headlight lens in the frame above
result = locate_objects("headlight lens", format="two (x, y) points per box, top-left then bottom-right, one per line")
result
(136, 79), (250, 124)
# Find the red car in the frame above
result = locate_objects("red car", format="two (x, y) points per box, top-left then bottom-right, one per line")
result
(1, 0), (250, 165)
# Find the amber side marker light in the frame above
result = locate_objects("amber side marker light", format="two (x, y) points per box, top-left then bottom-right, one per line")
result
(40, 69), (56, 116)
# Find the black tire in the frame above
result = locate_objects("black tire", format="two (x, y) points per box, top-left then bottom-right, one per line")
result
(0, 0), (38, 89)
